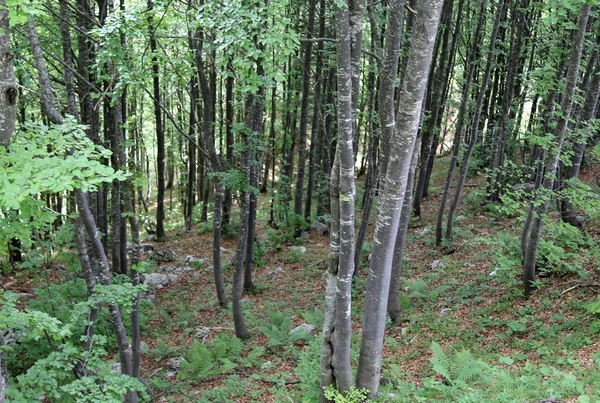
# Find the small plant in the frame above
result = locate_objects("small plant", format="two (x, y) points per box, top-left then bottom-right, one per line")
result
(429, 341), (488, 385)
(586, 295), (600, 333)
(324, 385), (369, 403)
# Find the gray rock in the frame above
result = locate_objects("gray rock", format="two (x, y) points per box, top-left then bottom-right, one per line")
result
(291, 246), (307, 254)
(168, 357), (184, 371)
(309, 221), (329, 235)
(140, 243), (155, 251)
(463, 263), (476, 268)
(173, 267), (195, 276)
(185, 255), (209, 267)
(195, 327), (212, 340)
(110, 362), (121, 374)
(143, 273), (177, 289)
(300, 231), (310, 242)
(289, 323), (315, 336)
(429, 260), (445, 269)
(268, 267), (285, 276)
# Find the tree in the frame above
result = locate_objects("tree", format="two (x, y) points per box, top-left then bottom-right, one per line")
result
(522, 3), (590, 294)
(0, 0), (17, 147)
(356, 0), (444, 395)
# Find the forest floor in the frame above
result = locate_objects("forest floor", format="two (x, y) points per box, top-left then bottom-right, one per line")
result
(132, 157), (600, 402)
(5, 158), (600, 402)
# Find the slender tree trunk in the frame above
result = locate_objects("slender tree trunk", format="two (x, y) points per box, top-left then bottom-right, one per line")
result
(387, 135), (421, 324)
(294, 0), (317, 218)
(148, 0), (165, 241)
(356, 0), (443, 395)
(413, 0), (459, 216)
(522, 4), (590, 294)
(446, 0), (504, 241)
(436, 0), (487, 245)
(305, 0), (326, 220)
(0, 0), (19, 147)
(223, 67), (234, 225)
(561, 54), (600, 226)
(320, 1), (359, 398)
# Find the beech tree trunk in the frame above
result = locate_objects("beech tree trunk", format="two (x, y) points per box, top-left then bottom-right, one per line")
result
(149, 0), (165, 241)
(522, 4), (590, 294)
(320, 1), (359, 398)
(294, 0), (316, 218)
(0, 0), (17, 146)
(356, 0), (443, 395)
(446, 0), (504, 241)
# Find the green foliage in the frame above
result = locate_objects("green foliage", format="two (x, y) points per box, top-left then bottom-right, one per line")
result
(179, 333), (265, 381)
(585, 295), (600, 333)
(179, 334), (241, 379)
(324, 385), (369, 403)
(429, 341), (488, 385)
(301, 308), (324, 331)
(259, 310), (311, 350)
(0, 120), (125, 255)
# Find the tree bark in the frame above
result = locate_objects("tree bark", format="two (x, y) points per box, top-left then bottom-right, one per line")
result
(148, 0), (165, 241)
(0, 4), (19, 146)
(320, 1), (358, 398)
(294, 0), (317, 218)
(356, 0), (443, 395)
(522, 3), (590, 294)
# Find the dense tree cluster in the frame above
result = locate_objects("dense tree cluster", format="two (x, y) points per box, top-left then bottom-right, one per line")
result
(0, 0), (599, 400)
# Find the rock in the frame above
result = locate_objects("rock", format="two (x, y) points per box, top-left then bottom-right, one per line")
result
(401, 327), (408, 337)
(463, 263), (476, 268)
(429, 260), (445, 269)
(144, 235), (157, 242)
(172, 267), (195, 276)
(289, 323), (315, 335)
(185, 256), (209, 267)
(140, 290), (157, 302)
(168, 357), (184, 371)
(195, 327), (212, 340)
(268, 267), (285, 276)
(220, 247), (230, 253)
(291, 246), (307, 254)
(143, 273), (176, 288)
(440, 308), (450, 317)
(140, 243), (154, 251)
(309, 221), (329, 235)
(155, 247), (176, 262)
(166, 357), (184, 379)
(110, 362), (121, 374)
(300, 231), (310, 242)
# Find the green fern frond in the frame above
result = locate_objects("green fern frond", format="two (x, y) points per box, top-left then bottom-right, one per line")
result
(429, 341), (452, 383)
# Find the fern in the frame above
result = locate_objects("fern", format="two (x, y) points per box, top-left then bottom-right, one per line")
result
(430, 341), (452, 383)
(429, 342), (487, 385)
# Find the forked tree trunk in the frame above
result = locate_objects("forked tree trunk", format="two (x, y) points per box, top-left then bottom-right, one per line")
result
(320, 1), (358, 398)
(356, 0), (443, 395)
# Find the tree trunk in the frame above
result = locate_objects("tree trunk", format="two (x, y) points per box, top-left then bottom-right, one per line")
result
(446, 0), (504, 241)
(294, 0), (316, 218)
(522, 4), (590, 294)
(436, 0), (487, 246)
(148, 0), (165, 241)
(356, 0), (443, 395)
(320, 1), (359, 398)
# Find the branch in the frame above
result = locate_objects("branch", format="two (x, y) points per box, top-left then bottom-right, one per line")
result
(362, 48), (382, 63)
(405, 4), (417, 15)
(298, 37), (336, 43)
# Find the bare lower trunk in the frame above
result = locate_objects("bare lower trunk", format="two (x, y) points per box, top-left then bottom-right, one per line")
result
(356, 0), (443, 395)
(387, 137), (420, 325)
